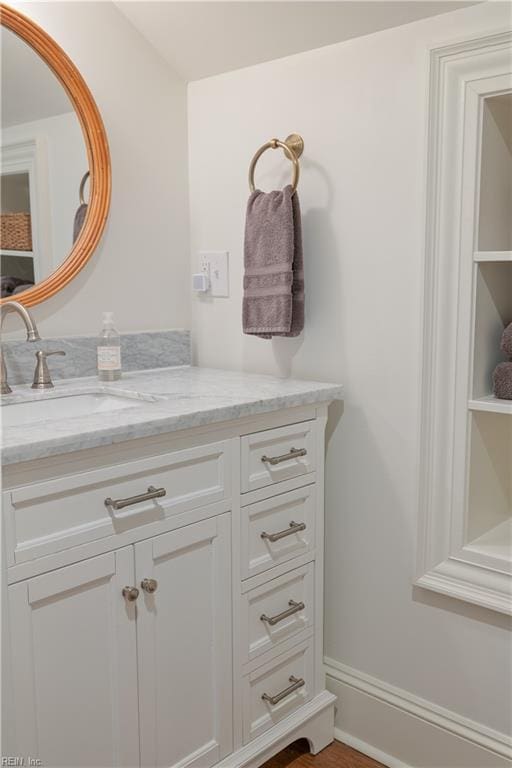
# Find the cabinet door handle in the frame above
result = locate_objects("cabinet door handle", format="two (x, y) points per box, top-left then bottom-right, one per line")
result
(261, 600), (305, 626)
(105, 485), (166, 512)
(122, 586), (139, 602)
(141, 578), (158, 594)
(261, 521), (306, 543)
(262, 676), (305, 706)
(261, 447), (307, 466)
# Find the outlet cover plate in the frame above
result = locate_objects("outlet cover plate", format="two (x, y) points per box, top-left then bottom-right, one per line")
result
(200, 251), (229, 297)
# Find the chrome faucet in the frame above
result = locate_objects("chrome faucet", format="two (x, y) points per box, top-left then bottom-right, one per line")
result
(32, 349), (66, 389)
(1, 300), (41, 394)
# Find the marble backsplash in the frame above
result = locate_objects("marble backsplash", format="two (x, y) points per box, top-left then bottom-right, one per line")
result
(2, 330), (191, 386)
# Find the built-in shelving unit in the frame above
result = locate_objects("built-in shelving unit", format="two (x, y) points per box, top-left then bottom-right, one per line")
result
(417, 34), (512, 615)
(466, 93), (512, 570)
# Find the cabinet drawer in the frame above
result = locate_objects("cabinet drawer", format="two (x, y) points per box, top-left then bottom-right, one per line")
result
(241, 563), (314, 665)
(4, 440), (231, 565)
(241, 486), (315, 580)
(241, 421), (316, 493)
(242, 639), (313, 744)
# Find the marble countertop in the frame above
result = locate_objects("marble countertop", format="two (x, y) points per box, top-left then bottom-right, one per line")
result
(0, 366), (343, 466)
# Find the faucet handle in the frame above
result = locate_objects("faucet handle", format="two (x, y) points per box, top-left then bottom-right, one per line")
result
(31, 350), (66, 390)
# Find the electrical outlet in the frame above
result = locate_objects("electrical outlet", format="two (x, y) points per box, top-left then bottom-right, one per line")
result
(199, 252), (229, 297)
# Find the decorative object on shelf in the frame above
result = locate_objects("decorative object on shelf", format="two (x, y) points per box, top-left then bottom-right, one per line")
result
(1, 276), (34, 298)
(493, 322), (512, 400)
(0, 212), (32, 251)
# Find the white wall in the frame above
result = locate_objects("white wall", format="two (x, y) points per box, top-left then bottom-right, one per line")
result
(4, 1), (190, 338)
(1, 24), (73, 127)
(188, 1), (512, 761)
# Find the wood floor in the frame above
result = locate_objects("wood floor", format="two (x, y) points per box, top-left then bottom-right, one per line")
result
(261, 739), (384, 768)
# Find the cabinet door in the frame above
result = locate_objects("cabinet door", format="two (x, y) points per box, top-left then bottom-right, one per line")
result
(136, 515), (232, 768)
(7, 548), (139, 767)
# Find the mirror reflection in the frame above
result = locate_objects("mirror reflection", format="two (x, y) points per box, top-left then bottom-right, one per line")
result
(0, 27), (89, 298)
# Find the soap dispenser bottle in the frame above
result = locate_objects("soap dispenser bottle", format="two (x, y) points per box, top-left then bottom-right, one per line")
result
(97, 311), (121, 381)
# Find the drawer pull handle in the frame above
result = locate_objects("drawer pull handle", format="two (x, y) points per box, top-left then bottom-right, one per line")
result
(105, 485), (166, 511)
(261, 521), (306, 543)
(141, 578), (158, 594)
(262, 676), (305, 706)
(261, 600), (305, 626)
(261, 447), (307, 466)
(122, 586), (139, 602)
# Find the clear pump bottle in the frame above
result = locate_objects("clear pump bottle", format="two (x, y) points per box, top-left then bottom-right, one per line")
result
(97, 311), (121, 381)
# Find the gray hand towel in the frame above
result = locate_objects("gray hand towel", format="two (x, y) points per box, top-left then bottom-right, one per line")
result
(73, 203), (88, 243)
(243, 185), (304, 339)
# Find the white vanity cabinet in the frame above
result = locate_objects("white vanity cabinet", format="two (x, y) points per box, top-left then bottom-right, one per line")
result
(7, 518), (232, 768)
(8, 547), (140, 767)
(135, 516), (232, 768)
(2, 403), (336, 768)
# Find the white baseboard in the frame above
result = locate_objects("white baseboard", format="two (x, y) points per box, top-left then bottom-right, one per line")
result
(334, 727), (412, 768)
(325, 657), (512, 767)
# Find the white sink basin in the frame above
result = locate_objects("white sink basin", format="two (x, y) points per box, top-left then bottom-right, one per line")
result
(1, 392), (146, 428)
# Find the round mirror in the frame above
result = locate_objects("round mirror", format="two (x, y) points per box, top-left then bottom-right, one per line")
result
(0, 5), (110, 306)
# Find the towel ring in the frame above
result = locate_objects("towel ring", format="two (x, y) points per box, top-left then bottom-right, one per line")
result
(248, 133), (304, 194)
(79, 171), (90, 205)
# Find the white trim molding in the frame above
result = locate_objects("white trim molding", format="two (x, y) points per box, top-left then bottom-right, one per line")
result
(333, 730), (411, 768)
(417, 30), (512, 615)
(325, 657), (512, 762)
(416, 557), (512, 616)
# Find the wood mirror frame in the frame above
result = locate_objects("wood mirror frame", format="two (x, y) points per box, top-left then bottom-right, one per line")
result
(0, 4), (111, 307)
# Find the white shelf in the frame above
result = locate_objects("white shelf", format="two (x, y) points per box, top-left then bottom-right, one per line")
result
(474, 251), (512, 262)
(466, 517), (512, 562)
(0, 249), (33, 258)
(469, 395), (512, 414)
